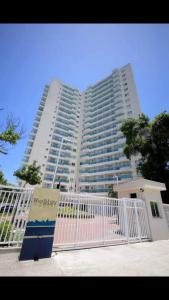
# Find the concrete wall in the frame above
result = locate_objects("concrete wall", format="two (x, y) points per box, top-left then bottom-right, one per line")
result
(143, 188), (169, 241)
(116, 179), (169, 241)
(118, 189), (143, 199)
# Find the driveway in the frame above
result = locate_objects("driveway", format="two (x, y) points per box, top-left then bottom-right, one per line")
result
(0, 240), (169, 276)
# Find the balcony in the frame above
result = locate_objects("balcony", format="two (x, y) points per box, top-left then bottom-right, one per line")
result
(85, 91), (122, 111)
(81, 138), (125, 153)
(80, 148), (124, 161)
(59, 99), (77, 111)
(80, 146), (121, 157)
(80, 155), (121, 166)
(54, 129), (75, 139)
(83, 123), (117, 137)
(58, 106), (74, 116)
(56, 117), (76, 128)
(82, 128), (121, 145)
(83, 120), (123, 138)
(79, 173), (132, 184)
(54, 177), (69, 183)
(55, 122), (76, 133)
(86, 91), (114, 108)
(79, 166), (131, 176)
(29, 134), (36, 141)
(57, 169), (70, 174)
(58, 111), (77, 122)
(84, 100), (123, 120)
(84, 110), (124, 132)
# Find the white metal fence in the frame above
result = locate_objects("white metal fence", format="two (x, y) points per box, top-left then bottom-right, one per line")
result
(163, 204), (169, 229)
(53, 193), (151, 250)
(0, 186), (33, 246)
(0, 187), (151, 249)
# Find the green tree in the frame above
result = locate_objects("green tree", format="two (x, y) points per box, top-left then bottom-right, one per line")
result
(121, 111), (169, 203)
(0, 170), (8, 185)
(108, 185), (118, 198)
(13, 161), (42, 187)
(0, 113), (25, 155)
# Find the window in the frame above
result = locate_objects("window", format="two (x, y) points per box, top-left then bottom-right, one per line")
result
(128, 111), (132, 115)
(130, 193), (137, 198)
(150, 201), (160, 217)
(125, 93), (129, 97)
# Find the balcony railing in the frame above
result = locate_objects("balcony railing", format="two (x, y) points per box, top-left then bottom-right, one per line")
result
(80, 144), (124, 157)
(81, 138), (125, 152)
(79, 174), (132, 183)
(84, 100), (123, 120)
(79, 164), (131, 174)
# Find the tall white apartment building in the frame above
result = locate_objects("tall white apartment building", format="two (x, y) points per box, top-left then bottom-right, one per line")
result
(22, 64), (141, 193)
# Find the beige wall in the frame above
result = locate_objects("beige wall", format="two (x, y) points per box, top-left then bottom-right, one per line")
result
(143, 188), (169, 241)
(117, 188), (143, 199)
(116, 179), (169, 241)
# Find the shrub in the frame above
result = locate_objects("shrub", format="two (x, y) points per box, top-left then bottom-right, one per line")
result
(0, 221), (13, 242)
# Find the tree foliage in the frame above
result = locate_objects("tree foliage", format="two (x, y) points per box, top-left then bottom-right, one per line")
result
(121, 112), (169, 202)
(0, 113), (25, 154)
(0, 170), (8, 185)
(13, 161), (42, 187)
(108, 185), (118, 198)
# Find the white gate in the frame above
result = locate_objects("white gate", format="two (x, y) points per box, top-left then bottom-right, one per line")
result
(0, 187), (151, 250)
(53, 193), (151, 250)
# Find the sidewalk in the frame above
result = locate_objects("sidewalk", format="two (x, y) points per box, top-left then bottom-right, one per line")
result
(0, 240), (169, 276)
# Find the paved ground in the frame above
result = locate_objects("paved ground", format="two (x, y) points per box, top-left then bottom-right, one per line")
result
(54, 216), (121, 246)
(0, 240), (169, 276)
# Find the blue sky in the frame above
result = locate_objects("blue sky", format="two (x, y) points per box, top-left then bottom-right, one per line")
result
(0, 24), (169, 184)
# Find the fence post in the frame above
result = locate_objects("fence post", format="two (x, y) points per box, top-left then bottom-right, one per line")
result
(134, 201), (141, 242)
(103, 200), (105, 245)
(122, 198), (129, 243)
(74, 197), (80, 248)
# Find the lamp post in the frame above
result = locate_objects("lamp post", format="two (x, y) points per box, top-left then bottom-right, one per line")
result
(51, 136), (73, 190)
(112, 175), (118, 186)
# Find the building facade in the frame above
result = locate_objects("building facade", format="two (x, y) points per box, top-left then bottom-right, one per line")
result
(22, 64), (141, 192)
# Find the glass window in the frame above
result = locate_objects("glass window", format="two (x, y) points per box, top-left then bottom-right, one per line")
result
(128, 111), (132, 115)
(130, 193), (137, 198)
(150, 202), (160, 217)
